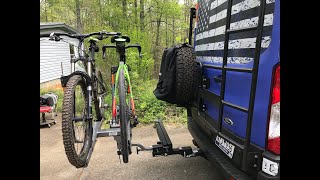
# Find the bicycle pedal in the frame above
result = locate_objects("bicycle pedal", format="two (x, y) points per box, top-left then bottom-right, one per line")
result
(133, 115), (139, 126)
(131, 121), (139, 128)
(117, 150), (121, 155)
(136, 147), (141, 154)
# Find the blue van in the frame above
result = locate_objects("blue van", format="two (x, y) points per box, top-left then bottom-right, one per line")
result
(187, 0), (280, 179)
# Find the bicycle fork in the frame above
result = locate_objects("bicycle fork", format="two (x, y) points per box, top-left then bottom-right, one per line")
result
(86, 58), (93, 121)
(123, 66), (138, 127)
(111, 63), (137, 126)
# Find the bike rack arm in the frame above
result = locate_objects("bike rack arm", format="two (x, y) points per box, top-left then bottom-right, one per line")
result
(85, 120), (103, 166)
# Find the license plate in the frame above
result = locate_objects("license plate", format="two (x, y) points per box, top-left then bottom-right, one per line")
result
(215, 135), (235, 159)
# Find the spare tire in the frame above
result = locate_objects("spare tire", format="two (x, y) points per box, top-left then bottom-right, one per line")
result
(175, 45), (196, 106)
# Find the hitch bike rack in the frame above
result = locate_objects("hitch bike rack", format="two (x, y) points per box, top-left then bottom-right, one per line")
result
(133, 120), (205, 158)
(85, 118), (205, 166)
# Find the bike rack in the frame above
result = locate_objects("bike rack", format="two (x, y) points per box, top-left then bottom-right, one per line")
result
(133, 120), (205, 158)
(84, 118), (205, 166)
(84, 119), (121, 166)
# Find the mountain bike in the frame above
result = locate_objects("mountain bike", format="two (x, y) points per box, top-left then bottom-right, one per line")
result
(102, 35), (142, 163)
(40, 31), (120, 167)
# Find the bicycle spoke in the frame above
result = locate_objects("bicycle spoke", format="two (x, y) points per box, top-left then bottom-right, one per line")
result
(72, 83), (88, 155)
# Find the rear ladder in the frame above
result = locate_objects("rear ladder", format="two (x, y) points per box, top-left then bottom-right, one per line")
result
(200, 0), (267, 172)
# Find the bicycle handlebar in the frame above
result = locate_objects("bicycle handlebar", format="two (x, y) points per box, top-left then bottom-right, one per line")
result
(102, 44), (142, 59)
(126, 44), (142, 58)
(40, 31), (121, 41)
(102, 45), (116, 59)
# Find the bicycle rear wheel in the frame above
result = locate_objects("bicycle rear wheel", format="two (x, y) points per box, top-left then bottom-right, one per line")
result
(118, 69), (131, 163)
(62, 75), (92, 168)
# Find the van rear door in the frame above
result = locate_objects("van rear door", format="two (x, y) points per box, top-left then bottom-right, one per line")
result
(194, 0), (279, 174)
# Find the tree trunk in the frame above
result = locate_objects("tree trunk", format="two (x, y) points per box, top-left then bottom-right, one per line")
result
(155, 19), (161, 53)
(122, 0), (127, 18)
(122, 0), (127, 30)
(184, 0), (188, 24)
(44, 0), (48, 22)
(98, 0), (104, 26)
(75, 0), (83, 33)
(134, 0), (138, 37)
(134, 0), (140, 68)
(139, 0), (145, 32)
(172, 15), (175, 46)
(166, 16), (168, 47)
(149, 9), (154, 54)
(153, 17), (162, 77)
(184, 0), (189, 42)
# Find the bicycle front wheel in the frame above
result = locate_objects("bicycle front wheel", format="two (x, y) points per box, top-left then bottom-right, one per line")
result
(62, 75), (92, 168)
(119, 69), (131, 163)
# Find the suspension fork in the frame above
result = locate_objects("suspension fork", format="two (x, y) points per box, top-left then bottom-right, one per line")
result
(71, 56), (76, 118)
(86, 48), (95, 121)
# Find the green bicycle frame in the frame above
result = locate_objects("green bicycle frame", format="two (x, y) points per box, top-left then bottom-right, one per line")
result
(112, 61), (135, 120)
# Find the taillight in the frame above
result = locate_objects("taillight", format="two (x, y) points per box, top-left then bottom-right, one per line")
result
(195, 3), (199, 22)
(267, 65), (280, 155)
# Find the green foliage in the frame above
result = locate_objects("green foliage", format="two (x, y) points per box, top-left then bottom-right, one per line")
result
(133, 79), (187, 124)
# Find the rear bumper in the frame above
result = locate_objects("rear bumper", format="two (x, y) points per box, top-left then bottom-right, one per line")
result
(188, 114), (280, 180)
(187, 115), (251, 180)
